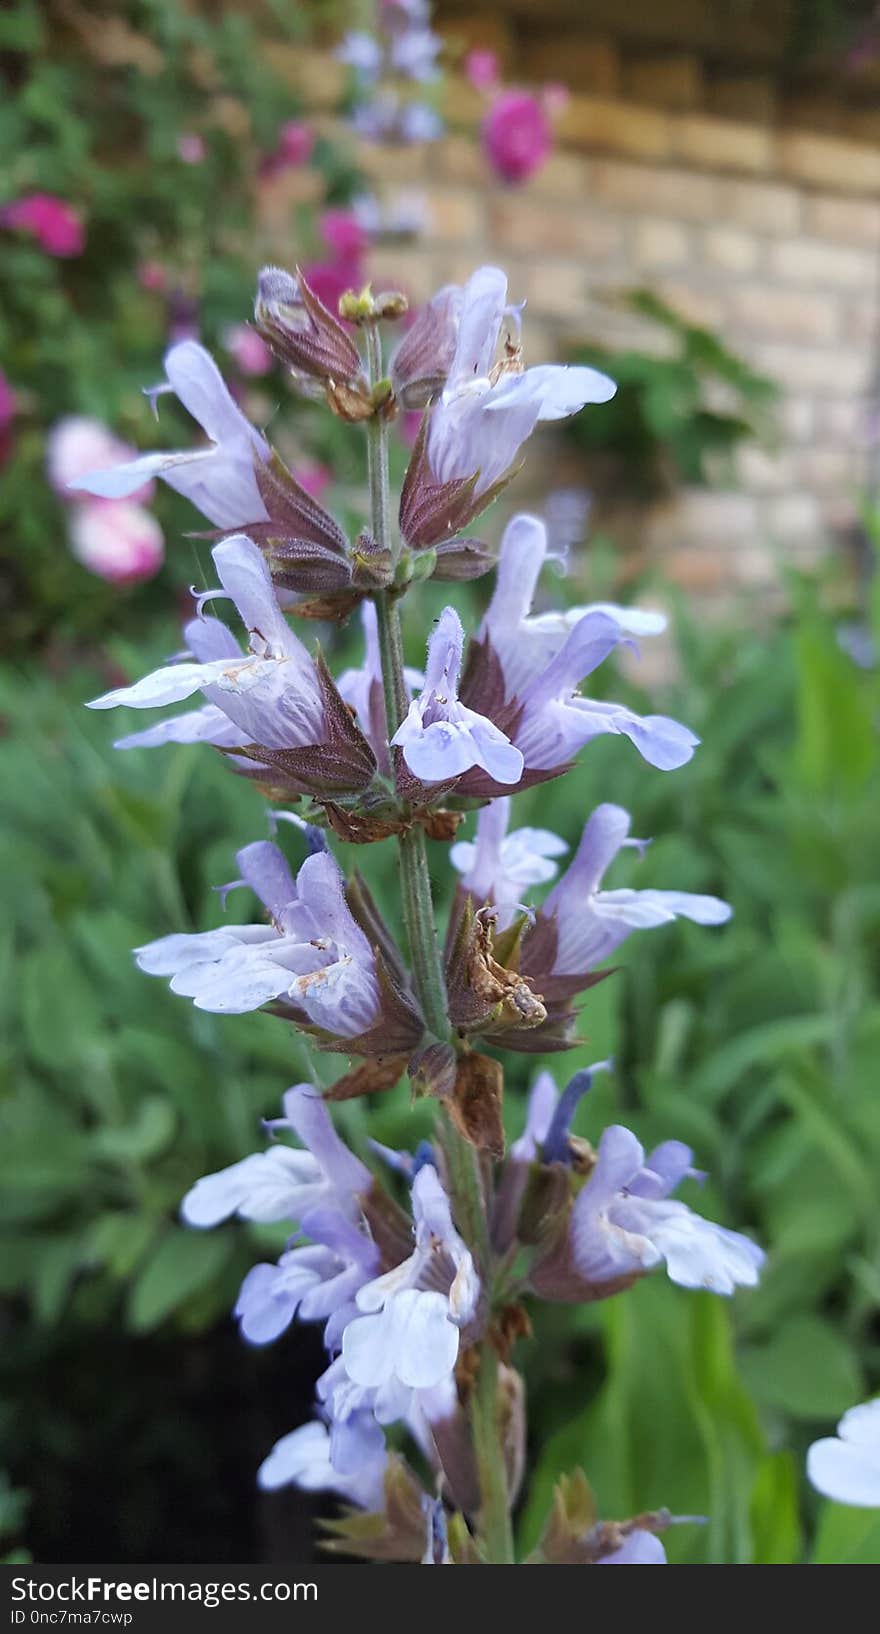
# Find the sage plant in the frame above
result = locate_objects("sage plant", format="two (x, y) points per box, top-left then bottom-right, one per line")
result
(76, 262), (764, 1565)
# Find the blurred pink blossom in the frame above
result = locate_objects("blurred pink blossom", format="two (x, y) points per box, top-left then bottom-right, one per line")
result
(483, 90), (553, 184)
(542, 82), (570, 117)
(277, 120), (315, 166)
(320, 209), (369, 263)
(1, 193), (85, 257)
(47, 417), (156, 505)
(302, 259), (364, 316)
(464, 48), (499, 92)
(69, 499), (165, 585)
(0, 370), (15, 467)
(223, 323), (273, 377)
(296, 460), (332, 502)
(138, 260), (168, 293)
(177, 133), (206, 164)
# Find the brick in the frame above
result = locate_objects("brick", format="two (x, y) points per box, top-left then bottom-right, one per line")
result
(434, 135), (485, 186)
(804, 193), (880, 245)
(736, 446), (797, 491)
(632, 217), (691, 269)
(534, 151), (591, 198)
(763, 492), (823, 540)
(793, 448), (857, 488)
(730, 283), (839, 343)
(815, 398), (866, 445)
(524, 37), (621, 96)
(558, 96), (672, 161)
(519, 262), (588, 321)
(489, 196), (622, 260)
(436, 14), (513, 65)
(356, 141), (427, 184)
(779, 397), (816, 443)
(657, 281), (727, 329)
(720, 178), (802, 235)
(670, 115), (774, 174)
(593, 159), (717, 218)
(443, 78), (484, 131)
(752, 343), (869, 395)
(265, 45), (345, 109)
(841, 296), (880, 345)
(367, 248), (436, 305)
(663, 548), (731, 591)
(657, 490), (759, 545)
(424, 188), (483, 243)
(768, 237), (875, 288)
(624, 53), (704, 110)
(730, 543), (779, 587)
(778, 130), (880, 194)
(708, 74), (777, 125)
(701, 226), (760, 273)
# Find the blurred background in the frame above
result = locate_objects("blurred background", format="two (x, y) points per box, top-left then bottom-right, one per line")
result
(2, 0), (880, 1567)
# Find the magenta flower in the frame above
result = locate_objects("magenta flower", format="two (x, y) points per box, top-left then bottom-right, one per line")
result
(465, 48), (500, 92)
(320, 208), (370, 264)
(276, 119), (315, 166)
(177, 133), (206, 165)
(1, 193), (85, 257)
(47, 417), (155, 505)
(483, 90), (552, 185)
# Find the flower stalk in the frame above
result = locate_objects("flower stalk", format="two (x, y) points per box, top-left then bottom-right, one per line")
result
(366, 319), (513, 1561)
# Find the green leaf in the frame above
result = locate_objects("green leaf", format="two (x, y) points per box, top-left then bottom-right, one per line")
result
(741, 1316), (863, 1420)
(126, 1228), (234, 1332)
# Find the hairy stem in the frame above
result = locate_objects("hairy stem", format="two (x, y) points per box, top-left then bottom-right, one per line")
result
(365, 319), (513, 1563)
(472, 1341), (516, 1565)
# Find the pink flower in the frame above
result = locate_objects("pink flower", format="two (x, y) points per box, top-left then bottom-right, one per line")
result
(296, 461), (332, 502)
(223, 323), (273, 377)
(1, 193), (85, 257)
(278, 121), (315, 166)
(0, 369), (15, 468)
(138, 260), (168, 293)
(464, 48), (499, 92)
(177, 133), (206, 165)
(47, 417), (155, 505)
(320, 209), (369, 263)
(69, 499), (164, 585)
(482, 90), (552, 185)
(542, 82), (570, 117)
(0, 370), (15, 431)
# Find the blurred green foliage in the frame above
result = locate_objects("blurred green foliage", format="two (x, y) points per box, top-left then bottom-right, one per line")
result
(2, 554), (879, 1561)
(1, 0), (360, 652)
(566, 290), (778, 491)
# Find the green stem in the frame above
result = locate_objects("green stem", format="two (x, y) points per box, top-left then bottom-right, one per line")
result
(472, 1340), (516, 1565)
(364, 318), (513, 1563)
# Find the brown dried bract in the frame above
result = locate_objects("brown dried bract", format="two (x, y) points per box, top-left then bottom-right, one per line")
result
(449, 1052), (505, 1159)
(322, 1053), (409, 1103)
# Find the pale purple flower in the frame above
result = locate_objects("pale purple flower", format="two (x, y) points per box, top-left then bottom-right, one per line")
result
(180, 1084), (372, 1229)
(391, 606), (523, 785)
(539, 803), (732, 973)
(1, 192), (84, 257)
(398, 102), (444, 143)
(135, 840), (380, 1032)
(338, 31), (383, 78)
(177, 132), (206, 164)
(477, 512), (695, 774)
(426, 268), (615, 496)
(86, 535), (325, 753)
(807, 1401), (880, 1508)
(68, 341), (269, 530)
(258, 1417), (386, 1509)
(531, 1113), (764, 1300)
(235, 1210), (379, 1346)
(337, 600), (423, 769)
(450, 797), (567, 928)
(390, 27), (442, 81)
(341, 1166), (479, 1397)
(597, 1532), (667, 1565)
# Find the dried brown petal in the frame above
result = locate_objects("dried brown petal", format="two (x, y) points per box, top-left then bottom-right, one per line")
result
(319, 1456), (429, 1563)
(323, 1053), (408, 1102)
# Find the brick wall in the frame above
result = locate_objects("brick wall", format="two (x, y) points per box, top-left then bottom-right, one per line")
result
(264, 41), (880, 610)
